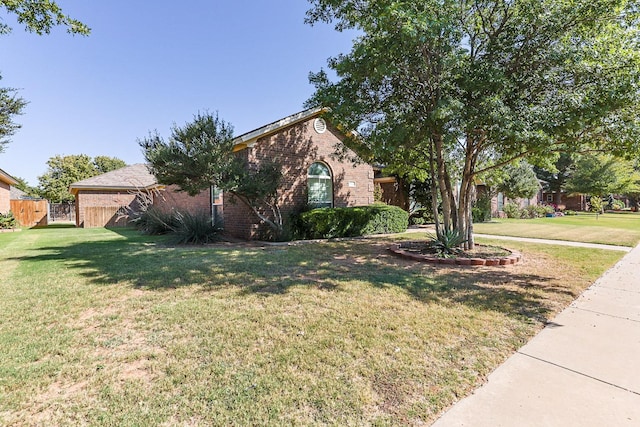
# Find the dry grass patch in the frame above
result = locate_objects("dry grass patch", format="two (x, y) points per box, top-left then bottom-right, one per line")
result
(0, 227), (624, 425)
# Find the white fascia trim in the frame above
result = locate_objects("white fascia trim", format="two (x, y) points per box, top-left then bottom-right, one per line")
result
(232, 108), (326, 148)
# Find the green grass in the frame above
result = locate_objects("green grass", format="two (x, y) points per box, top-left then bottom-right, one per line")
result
(473, 212), (640, 246)
(0, 226), (625, 425)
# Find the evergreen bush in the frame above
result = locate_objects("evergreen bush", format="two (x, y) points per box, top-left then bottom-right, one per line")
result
(299, 204), (408, 239)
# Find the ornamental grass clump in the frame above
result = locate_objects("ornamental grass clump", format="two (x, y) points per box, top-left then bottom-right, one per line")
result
(171, 211), (222, 245)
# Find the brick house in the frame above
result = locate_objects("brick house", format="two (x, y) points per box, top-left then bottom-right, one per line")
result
(0, 167), (18, 214)
(225, 109), (375, 239)
(69, 109), (375, 236)
(70, 164), (211, 228)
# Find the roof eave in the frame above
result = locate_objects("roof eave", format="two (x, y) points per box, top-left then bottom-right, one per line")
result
(0, 168), (18, 186)
(232, 107), (328, 150)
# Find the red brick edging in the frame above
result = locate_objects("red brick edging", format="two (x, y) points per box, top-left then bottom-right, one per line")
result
(388, 244), (521, 267)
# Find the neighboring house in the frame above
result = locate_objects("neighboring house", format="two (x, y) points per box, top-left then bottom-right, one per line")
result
(541, 191), (587, 211)
(0, 168), (18, 214)
(70, 163), (211, 228)
(225, 108), (375, 239)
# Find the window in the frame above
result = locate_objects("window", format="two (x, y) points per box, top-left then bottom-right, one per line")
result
(308, 162), (333, 208)
(497, 192), (504, 211)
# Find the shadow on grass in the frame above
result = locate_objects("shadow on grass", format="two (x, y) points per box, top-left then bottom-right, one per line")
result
(8, 229), (570, 322)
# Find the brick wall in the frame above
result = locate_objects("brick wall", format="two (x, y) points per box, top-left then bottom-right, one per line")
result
(0, 181), (9, 213)
(224, 117), (374, 240)
(153, 185), (213, 215)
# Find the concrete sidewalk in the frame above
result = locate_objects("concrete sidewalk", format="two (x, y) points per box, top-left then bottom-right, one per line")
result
(432, 243), (640, 426)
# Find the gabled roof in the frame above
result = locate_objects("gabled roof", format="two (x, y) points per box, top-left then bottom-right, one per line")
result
(0, 168), (18, 186)
(10, 186), (27, 199)
(69, 163), (159, 195)
(232, 108), (326, 151)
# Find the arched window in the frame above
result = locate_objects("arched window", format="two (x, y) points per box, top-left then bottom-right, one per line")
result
(308, 162), (333, 208)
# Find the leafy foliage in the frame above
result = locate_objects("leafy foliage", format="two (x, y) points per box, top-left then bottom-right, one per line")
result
(566, 154), (640, 197)
(0, 1), (89, 152)
(93, 156), (126, 174)
(0, 80), (27, 152)
(140, 112), (285, 237)
(0, 0), (90, 35)
(472, 193), (492, 223)
(306, 0), (640, 249)
(298, 204), (408, 239)
(0, 211), (18, 229)
(534, 153), (575, 205)
(37, 154), (127, 202)
(497, 162), (540, 200)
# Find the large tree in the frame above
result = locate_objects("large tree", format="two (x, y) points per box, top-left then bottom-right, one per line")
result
(565, 154), (640, 197)
(306, 0), (640, 248)
(534, 153), (575, 205)
(0, 1), (89, 151)
(140, 112), (285, 236)
(38, 154), (126, 202)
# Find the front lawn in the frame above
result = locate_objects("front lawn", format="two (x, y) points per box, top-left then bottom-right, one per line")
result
(0, 227), (624, 425)
(473, 212), (640, 247)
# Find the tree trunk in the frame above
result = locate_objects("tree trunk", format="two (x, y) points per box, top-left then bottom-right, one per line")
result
(434, 134), (452, 232)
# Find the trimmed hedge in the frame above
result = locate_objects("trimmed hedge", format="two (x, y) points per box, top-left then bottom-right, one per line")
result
(298, 204), (409, 239)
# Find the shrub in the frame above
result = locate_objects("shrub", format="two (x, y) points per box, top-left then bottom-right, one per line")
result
(131, 207), (177, 235)
(172, 211), (222, 245)
(611, 199), (625, 210)
(502, 203), (522, 218)
(0, 211), (18, 229)
(563, 209), (577, 216)
(589, 196), (604, 213)
(299, 204), (408, 239)
(409, 208), (435, 225)
(472, 195), (492, 223)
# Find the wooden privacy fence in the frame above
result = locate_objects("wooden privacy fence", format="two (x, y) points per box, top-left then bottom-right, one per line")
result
(10, 200), (48, 227)
(84, 205), (131, 228)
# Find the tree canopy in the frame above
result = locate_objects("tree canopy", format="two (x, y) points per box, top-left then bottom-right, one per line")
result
(0, 1), (89, 151)
(140, 113), (285, 235)
(0, 81), (27, 152)
(565, 154), (640, 197)
(497, 161), (540, 200)
(38, 154), (126, 202)
(0, 0), (90, 35)
(306, 0), (640, 247)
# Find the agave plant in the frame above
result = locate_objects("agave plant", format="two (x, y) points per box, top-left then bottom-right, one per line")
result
(427, 229), (467, 257)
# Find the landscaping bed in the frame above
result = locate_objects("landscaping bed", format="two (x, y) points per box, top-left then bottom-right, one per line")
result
(389, 242), (521, 266)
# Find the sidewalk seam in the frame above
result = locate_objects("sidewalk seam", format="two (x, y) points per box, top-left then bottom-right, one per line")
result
(517, 351), (640, 397)
(568, 306), (640, 324)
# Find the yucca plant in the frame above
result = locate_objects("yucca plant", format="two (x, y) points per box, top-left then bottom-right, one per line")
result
(172, 211), (222, 245)
(427, 229), (467, 257)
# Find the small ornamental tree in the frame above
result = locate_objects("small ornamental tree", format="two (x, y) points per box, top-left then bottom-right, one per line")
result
(139, 112), (285, 236)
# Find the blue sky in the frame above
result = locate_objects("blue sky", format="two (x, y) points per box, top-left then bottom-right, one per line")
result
(0, 0), (356, 185)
